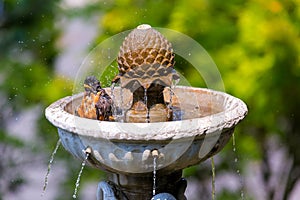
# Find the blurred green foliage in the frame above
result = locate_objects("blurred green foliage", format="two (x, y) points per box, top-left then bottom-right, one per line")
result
(0, 0), (73, 108)
(1, 0), (300, 199)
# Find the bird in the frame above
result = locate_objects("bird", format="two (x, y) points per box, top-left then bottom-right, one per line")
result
(76, 76), (113, 121)
(95, 88), (114, 121)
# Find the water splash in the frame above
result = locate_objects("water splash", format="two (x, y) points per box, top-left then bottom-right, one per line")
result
(72, 149), (90, 199)
(170, 77), (179, 103)
(232, 133), (245, 199)
(111, 82), (126, 122)
(167, 87), (174, 119)
(110, 82), (115, 97)
(211, 157), (216, 200)
(119, 87), (125, 122)
(42, 139), (61, 196)
(110, 82), (116, 118)
(168, 79), (183, 121)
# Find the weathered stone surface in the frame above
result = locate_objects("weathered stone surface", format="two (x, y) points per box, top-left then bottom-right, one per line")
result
(45, 86), (247, 174)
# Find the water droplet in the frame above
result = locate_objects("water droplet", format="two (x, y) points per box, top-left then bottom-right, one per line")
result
(188, 52), (191, 56)
(241, 191), (245, 198)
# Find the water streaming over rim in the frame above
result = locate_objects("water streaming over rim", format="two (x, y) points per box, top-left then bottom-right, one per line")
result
(42, 138), (61, 196)
(232, 133), (245, 199)
(152, 150), (159, 197)
(211, 157), (216, 200)
(72, 148), (90, 199)
(144, 88), (150, 123)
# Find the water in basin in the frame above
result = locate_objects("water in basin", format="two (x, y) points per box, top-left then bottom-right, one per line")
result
(66, 86), (224, 122)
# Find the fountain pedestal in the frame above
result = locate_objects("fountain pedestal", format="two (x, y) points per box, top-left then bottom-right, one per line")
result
(100, 170), (185, 200)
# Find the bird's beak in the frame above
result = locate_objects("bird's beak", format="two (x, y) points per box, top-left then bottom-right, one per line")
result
(84, 84), (99, 94)
(97, 90), (103, 96)
(84, 84), (93, 90)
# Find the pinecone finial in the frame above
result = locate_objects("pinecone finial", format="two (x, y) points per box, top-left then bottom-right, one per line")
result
(114, 24), (178, 90)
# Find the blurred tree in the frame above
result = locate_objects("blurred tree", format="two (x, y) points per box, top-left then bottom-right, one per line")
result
(0, 0), (73, 198)
(0, 0), (73, 108)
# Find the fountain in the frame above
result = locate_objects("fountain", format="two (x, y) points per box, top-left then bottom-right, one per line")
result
(45, 24), (247, 199)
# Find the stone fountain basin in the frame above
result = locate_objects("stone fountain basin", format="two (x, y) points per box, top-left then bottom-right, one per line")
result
(45, 86), (247, 175)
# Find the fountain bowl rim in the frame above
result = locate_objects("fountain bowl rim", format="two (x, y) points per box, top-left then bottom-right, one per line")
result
(45, 86), (248, 141)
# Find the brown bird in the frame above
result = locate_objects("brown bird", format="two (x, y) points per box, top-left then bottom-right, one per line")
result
(95, 88), (113, 121)
(76, 76), (113, 121)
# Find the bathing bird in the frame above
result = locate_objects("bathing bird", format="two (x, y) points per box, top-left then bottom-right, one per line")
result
(76, 76), (113, 121)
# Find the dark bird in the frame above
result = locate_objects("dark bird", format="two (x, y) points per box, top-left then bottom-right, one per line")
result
(95, 88), (114, 121)
(76, 76), (113, 121)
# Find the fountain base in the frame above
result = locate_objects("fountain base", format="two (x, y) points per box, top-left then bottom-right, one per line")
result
(97, 170), (187, 200)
